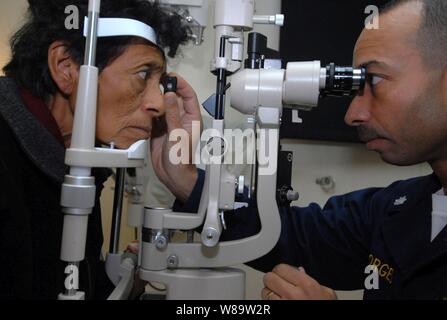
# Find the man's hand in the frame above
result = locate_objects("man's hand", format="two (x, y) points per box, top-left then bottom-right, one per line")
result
(262, 264), (337, 300)
(150, 73), (203, 203)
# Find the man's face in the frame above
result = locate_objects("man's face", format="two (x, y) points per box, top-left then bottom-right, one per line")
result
(346, 2), (447, 166)
(95, 43), (166, 148)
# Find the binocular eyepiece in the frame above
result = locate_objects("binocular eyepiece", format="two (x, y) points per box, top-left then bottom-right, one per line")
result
(321, 63), (366, 97)
(245, 33), (366, 99)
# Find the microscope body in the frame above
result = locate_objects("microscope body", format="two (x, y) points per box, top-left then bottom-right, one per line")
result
(138, 0), (284, 300)
(138, 0), (365, 300)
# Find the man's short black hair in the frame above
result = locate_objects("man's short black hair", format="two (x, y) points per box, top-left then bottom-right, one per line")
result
(3, 0), (190, 100)
(381, 0), (447, 69)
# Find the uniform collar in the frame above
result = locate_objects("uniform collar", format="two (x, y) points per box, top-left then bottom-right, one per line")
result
(381, 173), (447, 275)
(385, 173), (441, 214)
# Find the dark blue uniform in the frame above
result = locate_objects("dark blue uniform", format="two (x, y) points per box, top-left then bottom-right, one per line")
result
(174, 169), (447, 300)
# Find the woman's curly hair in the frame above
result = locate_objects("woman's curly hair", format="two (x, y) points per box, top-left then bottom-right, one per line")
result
(3, 0), (190, 100)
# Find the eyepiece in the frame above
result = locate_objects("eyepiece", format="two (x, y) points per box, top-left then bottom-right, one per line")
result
(322, 63), (366, 97)
(162, 76), (178, 93)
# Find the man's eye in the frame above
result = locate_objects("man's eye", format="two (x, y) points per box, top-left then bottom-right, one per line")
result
(371, 75), (384, 86)
(137, 70), (149, 80)
(367, 74), (384, 87)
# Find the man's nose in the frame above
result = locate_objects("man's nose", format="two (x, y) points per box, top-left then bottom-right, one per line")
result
(344, 94), (371, 127)
(141, 82), (165, 117)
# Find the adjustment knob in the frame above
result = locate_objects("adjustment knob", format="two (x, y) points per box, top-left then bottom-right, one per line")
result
(274, 14), (285, 26)
(286, 190), (299, 202)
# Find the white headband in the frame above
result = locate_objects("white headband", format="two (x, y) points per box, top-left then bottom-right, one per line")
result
(83, 17), (158, 45)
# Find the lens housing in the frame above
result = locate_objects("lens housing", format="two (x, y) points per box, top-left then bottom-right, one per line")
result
(322, 63), (366, 97)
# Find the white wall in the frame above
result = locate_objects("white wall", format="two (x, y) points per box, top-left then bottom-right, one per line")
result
(0, 0), (432, 300)
(0, 0), (27, 73)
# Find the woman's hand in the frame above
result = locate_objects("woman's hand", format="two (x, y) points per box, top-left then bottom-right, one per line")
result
(150, 73), (203, 203)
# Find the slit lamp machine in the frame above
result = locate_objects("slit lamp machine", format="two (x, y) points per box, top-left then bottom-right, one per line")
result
(58, 0), (365, 300)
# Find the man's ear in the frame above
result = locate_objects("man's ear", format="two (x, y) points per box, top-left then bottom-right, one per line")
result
(48, 41), (79, 97)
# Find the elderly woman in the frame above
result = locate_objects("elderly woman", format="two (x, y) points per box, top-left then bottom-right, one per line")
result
(0, 0), (200, 299)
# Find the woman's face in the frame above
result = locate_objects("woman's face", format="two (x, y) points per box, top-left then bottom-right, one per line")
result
(95, 43), (166, 148)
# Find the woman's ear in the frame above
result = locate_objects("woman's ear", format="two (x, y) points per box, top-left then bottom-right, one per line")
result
(48, 41), (79, 97)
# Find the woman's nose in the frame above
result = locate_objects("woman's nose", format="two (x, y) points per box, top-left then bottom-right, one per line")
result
(141, 82), (165, 117)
